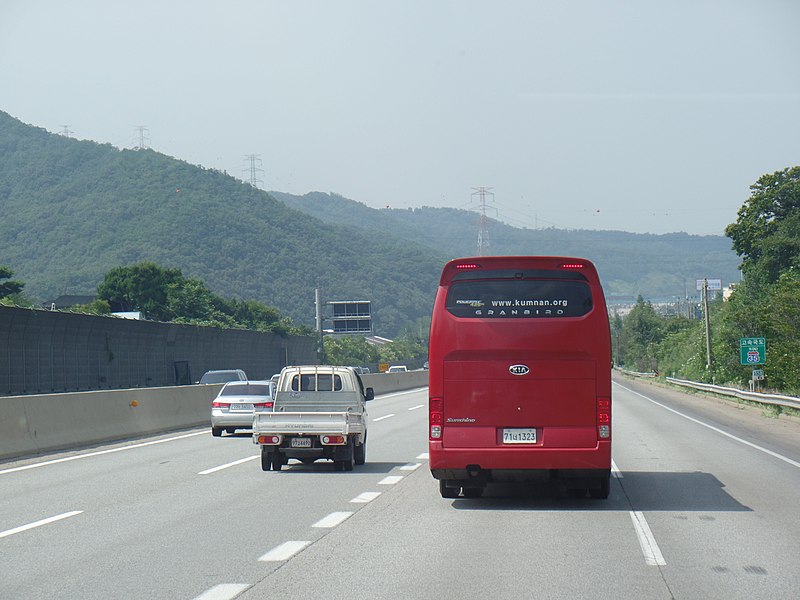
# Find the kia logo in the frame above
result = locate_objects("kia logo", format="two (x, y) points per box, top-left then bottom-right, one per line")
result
(509, 364), (530, 376)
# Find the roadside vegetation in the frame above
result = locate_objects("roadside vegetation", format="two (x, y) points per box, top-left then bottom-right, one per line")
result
(615, 166), (800, 395)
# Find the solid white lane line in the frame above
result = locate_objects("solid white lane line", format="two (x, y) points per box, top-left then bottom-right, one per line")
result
(408, 404), (425, 411)
(192, 583), (250, 600)
(372, 414), (394, 422)
(0, 511), (83, 539)
(630, 511), (667, 566)
(616, 382), (800, 469)
(399, 463), (421, 471)
(312, 512), (353, 528)
(611, 459), (623, 478)
(0, 431), (208, 476)
(198, 455), (259, 475)
(350, 492), (382, 503)
(417, 452), (429, 460)
(258, 541), (310, 562)
(378, 475), (403, 485)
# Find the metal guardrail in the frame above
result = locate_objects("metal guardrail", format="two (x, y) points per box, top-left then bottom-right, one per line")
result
(664, 377), (800, 411)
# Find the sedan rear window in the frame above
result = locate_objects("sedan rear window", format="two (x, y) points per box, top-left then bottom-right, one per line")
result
(221, 383), (270, 396)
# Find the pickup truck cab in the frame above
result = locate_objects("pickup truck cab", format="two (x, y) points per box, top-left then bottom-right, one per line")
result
(253, 365), (374, 471)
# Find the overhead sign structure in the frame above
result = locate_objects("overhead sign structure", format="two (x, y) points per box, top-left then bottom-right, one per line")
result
(739, 337), (766, 365)
(329, 300), (372, 334)
(696, 278), (722, 291)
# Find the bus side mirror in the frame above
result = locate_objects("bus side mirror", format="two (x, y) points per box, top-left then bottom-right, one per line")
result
(365, 388), (375, 401)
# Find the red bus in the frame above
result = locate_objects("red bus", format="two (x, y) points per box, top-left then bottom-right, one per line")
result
(428, 256), (612, 499)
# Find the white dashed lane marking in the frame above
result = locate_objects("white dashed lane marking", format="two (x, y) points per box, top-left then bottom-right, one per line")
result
(351, 492), (382, 503)
(192, 583), (249, 600)
(0, 511), (83, 539)
(258, 541), (311, 562)
(312, 512), (353, 528)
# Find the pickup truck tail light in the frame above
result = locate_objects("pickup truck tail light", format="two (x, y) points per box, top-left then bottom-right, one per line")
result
(258, 435), (281, 445)
(597, 398), (611, 439)
(429, 397), (443, 440)
(321, 435), (346, 445)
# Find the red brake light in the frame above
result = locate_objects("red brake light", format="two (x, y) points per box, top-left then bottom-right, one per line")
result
(253, 402), (273, 408)
(429, 397), (443, 439)
(597, 398), (611, 439)
(211, 402), (228, 408)
(561, 263), (584, 269)
(455, 263), (480, 270)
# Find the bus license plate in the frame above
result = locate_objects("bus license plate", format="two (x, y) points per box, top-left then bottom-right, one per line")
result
(291, 437), (312, 448)
(502, 428), (537, 444)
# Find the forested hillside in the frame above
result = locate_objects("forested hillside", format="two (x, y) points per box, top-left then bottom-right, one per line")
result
(0, 111), (443, 336)
(272, 191), (741, 298)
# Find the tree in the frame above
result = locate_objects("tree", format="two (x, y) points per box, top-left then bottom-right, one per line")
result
(324, 335), (380, 366)
(725, 166), (800, 285)
(97, 262), (184, 321)
(0, 266), (24, 299)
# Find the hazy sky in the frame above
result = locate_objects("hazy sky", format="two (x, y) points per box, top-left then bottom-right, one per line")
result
(2, 0), (799, 235)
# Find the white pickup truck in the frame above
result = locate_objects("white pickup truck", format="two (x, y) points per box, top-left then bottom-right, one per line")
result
(252, 365), (374, 471)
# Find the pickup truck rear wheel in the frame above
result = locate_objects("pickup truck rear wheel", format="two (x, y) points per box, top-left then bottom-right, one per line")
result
(261, 448), (272, 471)
(354, 437), (366, 466)
(271, 451), (284, 472)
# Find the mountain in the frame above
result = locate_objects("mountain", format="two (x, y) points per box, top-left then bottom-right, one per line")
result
(0, 111), (443, 336)
(1, 109), (742, 341)
(271, 191), (742, 299)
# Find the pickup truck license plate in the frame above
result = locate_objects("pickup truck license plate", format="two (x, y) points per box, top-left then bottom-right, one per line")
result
(502, 428), (537, 444)
(291, 437), (312, 448)
(230, 403), (253, 411)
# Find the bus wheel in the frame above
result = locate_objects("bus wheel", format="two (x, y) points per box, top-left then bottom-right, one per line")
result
(462, 486), (484, 499)
(439, 480), (460, 499)
(589, 474), (610, 499)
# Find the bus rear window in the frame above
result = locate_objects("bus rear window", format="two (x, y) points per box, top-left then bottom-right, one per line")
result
(445, 279), (593, 318)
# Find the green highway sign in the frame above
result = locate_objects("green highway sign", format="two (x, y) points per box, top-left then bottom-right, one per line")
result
(740, 337), (766, 365)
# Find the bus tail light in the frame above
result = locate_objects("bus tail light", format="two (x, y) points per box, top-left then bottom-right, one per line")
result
(597, 398), (611, 439)
(430, 397), (443, 439)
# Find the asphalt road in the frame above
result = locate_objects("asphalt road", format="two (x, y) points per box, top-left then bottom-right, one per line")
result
(1, 377), (798, 600)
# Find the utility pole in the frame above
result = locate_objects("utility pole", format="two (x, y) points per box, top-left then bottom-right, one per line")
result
(243, 154), (264, 188)
(702, 278), (712, 370)
(471, 187), (495, 256)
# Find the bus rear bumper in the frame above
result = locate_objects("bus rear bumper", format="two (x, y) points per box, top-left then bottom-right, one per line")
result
(429, 441), (611, 484)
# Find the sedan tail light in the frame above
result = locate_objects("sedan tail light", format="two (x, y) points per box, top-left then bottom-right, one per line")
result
(211, 401), (229, 408)
(253, 401), (274, 409)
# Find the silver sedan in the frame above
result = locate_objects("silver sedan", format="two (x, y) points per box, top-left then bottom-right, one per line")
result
(211, 380), (274, 437)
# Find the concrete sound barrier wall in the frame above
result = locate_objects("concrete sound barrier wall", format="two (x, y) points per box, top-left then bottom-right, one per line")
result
(0, 371), (429, 462)
(0, 384), (222, 461)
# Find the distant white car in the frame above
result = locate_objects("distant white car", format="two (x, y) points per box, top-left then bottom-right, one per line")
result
(387, 365), (408, 373)
(211, 380), (274, 437)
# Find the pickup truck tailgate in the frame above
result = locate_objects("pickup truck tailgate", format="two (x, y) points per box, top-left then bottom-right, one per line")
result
(253, 412), (364, 435)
